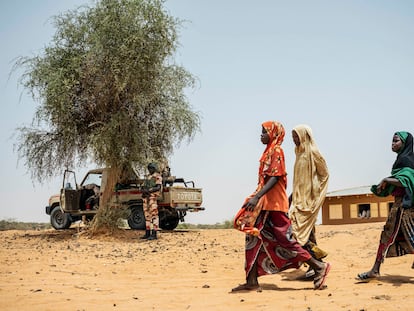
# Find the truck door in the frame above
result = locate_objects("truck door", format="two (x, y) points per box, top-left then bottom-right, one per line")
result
(60, 170), (80, 212)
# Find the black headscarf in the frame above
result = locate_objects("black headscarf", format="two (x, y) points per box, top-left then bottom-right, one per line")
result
(389, 131), (414, 208)
(392, 131), (414, 171)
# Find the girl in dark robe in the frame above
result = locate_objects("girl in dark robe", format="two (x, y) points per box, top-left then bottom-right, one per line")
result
(357, 131), (414, 281)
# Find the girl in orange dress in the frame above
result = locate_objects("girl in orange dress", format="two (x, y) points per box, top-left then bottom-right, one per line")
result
(233, 121), (331, 291)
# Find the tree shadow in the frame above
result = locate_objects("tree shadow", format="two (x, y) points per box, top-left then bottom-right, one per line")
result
(14, 227), (199, 244)
(23, 228), (82, 241)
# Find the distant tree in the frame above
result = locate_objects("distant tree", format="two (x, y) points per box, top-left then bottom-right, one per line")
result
(13, 0), (200, 231)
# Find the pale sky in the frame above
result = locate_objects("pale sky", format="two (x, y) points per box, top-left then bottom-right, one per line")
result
(1, 0), (413, 224)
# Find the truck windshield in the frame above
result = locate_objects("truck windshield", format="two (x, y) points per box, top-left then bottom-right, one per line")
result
(82, 173), (102, 187)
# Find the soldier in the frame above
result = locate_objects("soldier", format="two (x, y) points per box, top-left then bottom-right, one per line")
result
(141, 163), (162, 240)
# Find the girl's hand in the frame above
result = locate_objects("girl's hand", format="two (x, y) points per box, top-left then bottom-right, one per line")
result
(246, 196), (259, 211)
(377, 179), (388, 193)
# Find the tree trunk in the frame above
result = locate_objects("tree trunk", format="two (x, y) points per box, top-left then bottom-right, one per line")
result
(90, 166), (127, 234)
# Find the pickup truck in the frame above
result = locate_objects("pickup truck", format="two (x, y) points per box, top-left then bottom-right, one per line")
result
(45, 168), (204, 230)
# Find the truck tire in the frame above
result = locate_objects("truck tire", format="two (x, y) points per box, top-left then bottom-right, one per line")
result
(127, 205), (146, 230)
(159, 210), (180, 231)
(50, 205), (72, 230)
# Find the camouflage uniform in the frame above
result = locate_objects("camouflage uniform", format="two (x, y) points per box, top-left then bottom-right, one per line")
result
(143, 171), (162, 231)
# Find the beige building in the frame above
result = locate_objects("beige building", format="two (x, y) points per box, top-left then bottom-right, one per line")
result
(321, 186), (393, 225)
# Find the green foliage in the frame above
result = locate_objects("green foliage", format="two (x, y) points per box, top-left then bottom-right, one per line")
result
(14, 0), (200, 182)
(177, 220), (234, 230)
(0, 219), (51, 231)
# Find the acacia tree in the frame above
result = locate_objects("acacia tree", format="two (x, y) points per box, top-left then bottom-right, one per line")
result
(14, 0), (200, 231)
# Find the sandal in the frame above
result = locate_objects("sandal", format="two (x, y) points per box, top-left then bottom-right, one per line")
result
(356, 271), (379, 282)
(305, 267), (316, 278)
(313, 262), (331, 290)
(231, 283), (262, 292)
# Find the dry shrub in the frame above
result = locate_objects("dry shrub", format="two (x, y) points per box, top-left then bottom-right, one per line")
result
(89, 202), (130, 235)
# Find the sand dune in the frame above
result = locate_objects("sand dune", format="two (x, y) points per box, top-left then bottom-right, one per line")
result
(1, 222), (413, 310)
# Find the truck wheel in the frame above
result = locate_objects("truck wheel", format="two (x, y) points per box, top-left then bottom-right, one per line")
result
(159, 211), (180, 230)
(50, 206), (72, 230)
(127, 205), (146, 230)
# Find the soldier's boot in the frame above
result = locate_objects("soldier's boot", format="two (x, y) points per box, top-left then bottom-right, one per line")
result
(141, 230), (151, 239)
(147, 230), (157, 240)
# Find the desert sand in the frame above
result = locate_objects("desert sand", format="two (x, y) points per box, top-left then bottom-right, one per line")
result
(1, 222), (413, 311)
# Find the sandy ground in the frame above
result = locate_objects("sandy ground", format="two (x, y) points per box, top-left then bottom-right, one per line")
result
(0, 222), (413, 311)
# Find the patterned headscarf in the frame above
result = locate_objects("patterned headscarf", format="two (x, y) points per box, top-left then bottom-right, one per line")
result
(258, 121), (286, 186)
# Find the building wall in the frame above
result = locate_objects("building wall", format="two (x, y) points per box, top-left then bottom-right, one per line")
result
(321, 194), (393, 225)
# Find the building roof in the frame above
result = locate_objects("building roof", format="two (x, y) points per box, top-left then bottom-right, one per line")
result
(326, 186), (372, 197)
